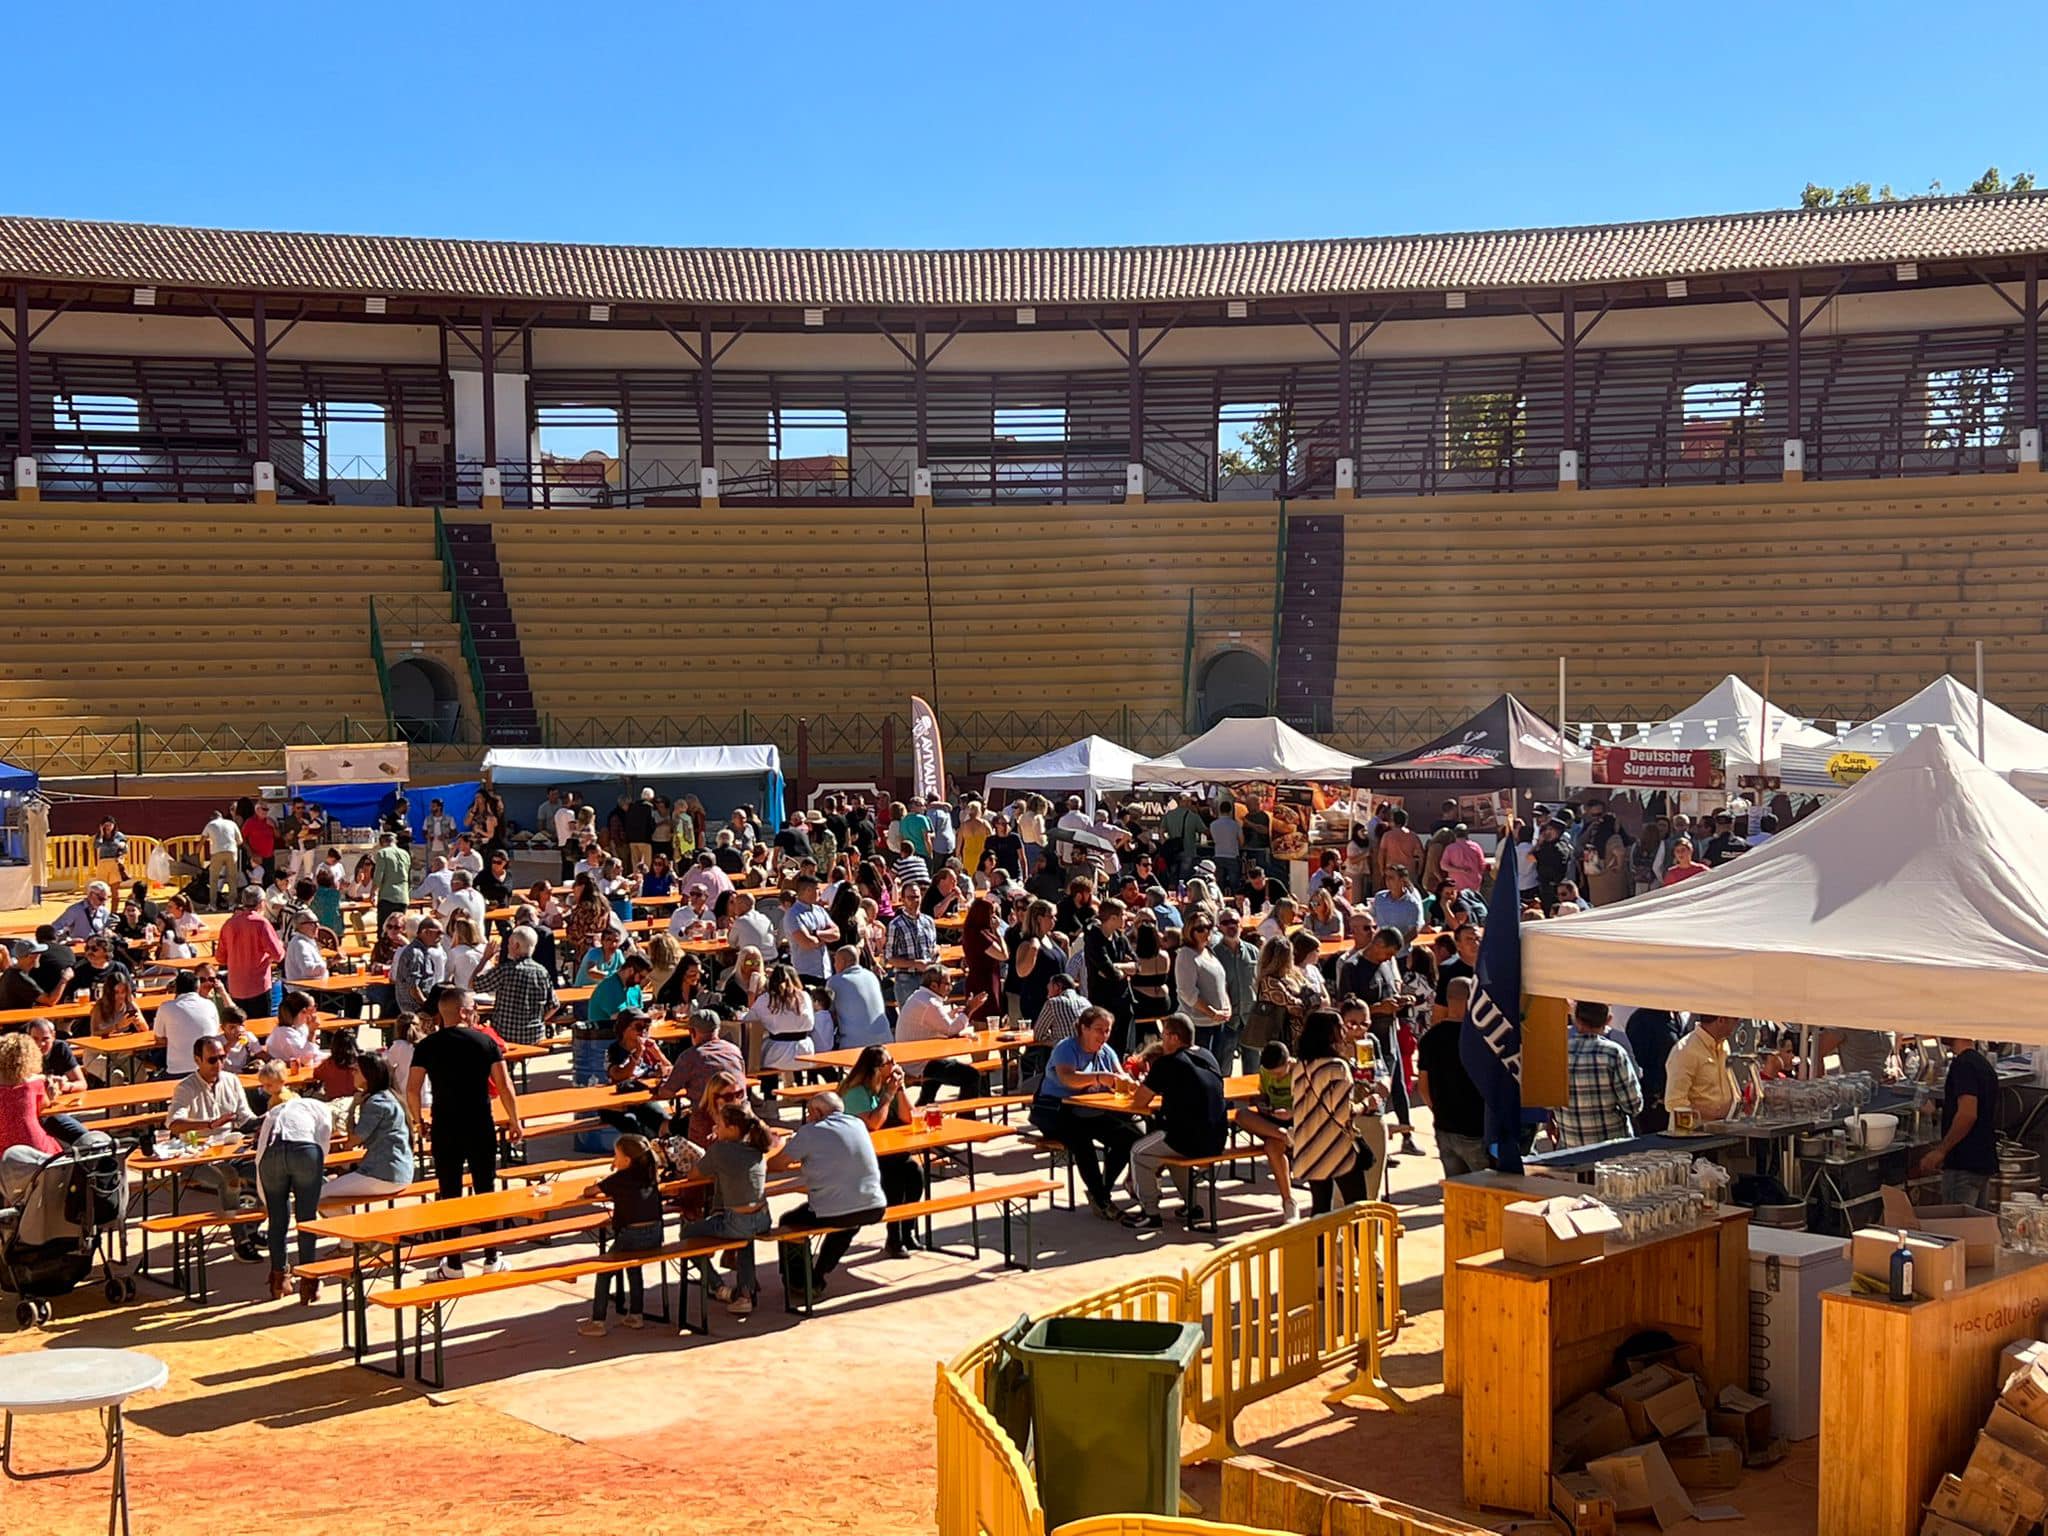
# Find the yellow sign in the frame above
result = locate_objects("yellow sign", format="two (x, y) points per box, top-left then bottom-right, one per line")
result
(1826, 750), (1879, 786)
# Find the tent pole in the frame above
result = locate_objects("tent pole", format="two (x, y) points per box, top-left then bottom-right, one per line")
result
(1757, 655), (1770, 804)
(1976, 641), (1988, 761)
(1556, 656), (1567, 801)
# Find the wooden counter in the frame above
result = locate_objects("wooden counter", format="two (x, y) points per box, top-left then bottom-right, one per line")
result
(1457, 1208), (1751, 1515)
(1819, 1254), (2048, 1536)
(1441, 1170), (1582, 1393)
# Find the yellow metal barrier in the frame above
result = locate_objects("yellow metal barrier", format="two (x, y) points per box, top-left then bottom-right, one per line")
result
(160, 835), (207, 869)
(119, 835), (160, 877)
(43, 834), (95, 891)
(934, 1205), (1405, 1536)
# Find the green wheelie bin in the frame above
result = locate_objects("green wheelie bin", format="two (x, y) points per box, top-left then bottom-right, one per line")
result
(1006, 1314), (1205, 1529)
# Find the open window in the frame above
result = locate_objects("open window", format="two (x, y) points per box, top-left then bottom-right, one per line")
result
(303, 401), (388, 480)
(995, 404), (1067, 496)
(536, 403), (619, 492)
(1924, 366), (2014, 449)
(1443, 391), (1525, 471)
(54, 392), (140, 443)
(1218, 401), (1289, 481)
(1679, 380), (1765, 461)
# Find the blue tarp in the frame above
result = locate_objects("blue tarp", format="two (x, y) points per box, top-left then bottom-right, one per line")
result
(299, 779), (481, 837)
(0, 758), (37, 794)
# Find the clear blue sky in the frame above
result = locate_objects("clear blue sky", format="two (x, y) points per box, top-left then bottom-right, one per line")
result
(12, 1), (2037, 249)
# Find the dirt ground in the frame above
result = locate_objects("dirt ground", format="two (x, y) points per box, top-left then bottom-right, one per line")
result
(0, 1118), (1823, 1536)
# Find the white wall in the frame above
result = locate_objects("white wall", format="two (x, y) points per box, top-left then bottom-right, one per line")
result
(450, 370), (530, 467)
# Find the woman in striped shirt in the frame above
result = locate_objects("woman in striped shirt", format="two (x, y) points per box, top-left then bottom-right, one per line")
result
(1289, 1009), (1371, 1215)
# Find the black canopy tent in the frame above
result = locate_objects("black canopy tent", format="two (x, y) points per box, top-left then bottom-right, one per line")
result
(1350, 694), (1583, 813)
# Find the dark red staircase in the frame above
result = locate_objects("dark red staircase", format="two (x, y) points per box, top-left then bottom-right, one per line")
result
(1274, 511), (1345, 732)
(442, 521), (542, 745)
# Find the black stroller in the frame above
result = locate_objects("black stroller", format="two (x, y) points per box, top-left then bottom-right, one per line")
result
(0, 1133), (135, 1328)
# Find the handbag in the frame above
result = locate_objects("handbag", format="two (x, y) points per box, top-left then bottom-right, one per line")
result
(1243, 998), (1286, 1050)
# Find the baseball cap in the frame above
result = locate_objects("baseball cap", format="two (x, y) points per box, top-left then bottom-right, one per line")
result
(8, 937), (45, 960)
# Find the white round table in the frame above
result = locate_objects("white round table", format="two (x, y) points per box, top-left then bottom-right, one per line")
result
(0, 1348), (166, 1536)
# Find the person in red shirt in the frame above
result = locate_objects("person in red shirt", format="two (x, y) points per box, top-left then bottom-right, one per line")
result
(0, 1033), (61, 1157)
(241, 801), (279, 880)
(216, 885), (286, 1016)
(1661, 839), (1709, 888)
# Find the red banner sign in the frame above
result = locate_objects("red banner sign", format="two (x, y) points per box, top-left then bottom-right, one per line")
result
(1591, 745), (1727, 790)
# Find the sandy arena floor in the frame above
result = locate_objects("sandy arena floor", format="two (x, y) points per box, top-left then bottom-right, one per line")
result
(0, 1110), (1823, 1536)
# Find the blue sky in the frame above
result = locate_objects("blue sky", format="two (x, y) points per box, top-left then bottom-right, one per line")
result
(14, 1), (2036, 249)
(24, 2), (2036, 465)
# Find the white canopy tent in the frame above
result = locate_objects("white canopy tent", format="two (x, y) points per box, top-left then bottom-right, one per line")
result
(1781, 676), (2048, 793)
(1134, 716), (1370, 785)
(983, 735), (1148, 815)
(1523, 729), (2048, 1037)
(1567, 673), (1832, 785)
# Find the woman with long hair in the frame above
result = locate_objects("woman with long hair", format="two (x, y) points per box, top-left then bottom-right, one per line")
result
(1290, 1008), (1370, 1215)
(442, 910), (486, 988)
(745, 964), (815, 1081)
(89, 967), (148, 1037)
(253, 1059), (333, 1302)
(840, 1044), (925, 1257)
(720, 945), (768, 1017)
(656, 949), (704, 1012)
(1005, 898), (1065, 1024)
(320, 1051), (414, 1207)
(1249, 934), (1308, 1055)
(564, 875), (616, 964)
(1129, 921), (1174, 1044)
(960, 895), (1003, 1021)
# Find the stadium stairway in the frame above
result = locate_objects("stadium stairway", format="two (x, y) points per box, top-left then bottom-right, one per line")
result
(442, 522), (542, 745)
(1276, 510), (1345, 728)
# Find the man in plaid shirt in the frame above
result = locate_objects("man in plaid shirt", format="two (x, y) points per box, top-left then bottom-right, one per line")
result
(470, 925), (564, 1046)
(885, 880), (940, 1008)
(1556, 1000), (1644, 1149)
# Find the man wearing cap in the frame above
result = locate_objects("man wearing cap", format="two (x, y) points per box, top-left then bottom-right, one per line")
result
(393, 915), (449, 1017)
(217, 884), (287, 1018)
(1, 938), (64, 1012)
(654, 1008), (749, 1142)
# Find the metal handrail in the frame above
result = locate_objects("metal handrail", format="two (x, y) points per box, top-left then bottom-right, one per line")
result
(366, 597), (396, 737)
(433, 507), (492, 738)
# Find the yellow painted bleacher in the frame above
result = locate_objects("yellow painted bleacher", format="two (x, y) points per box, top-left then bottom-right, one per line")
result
(0, 503), (439, 740)
(1324, 476), (2048, 723)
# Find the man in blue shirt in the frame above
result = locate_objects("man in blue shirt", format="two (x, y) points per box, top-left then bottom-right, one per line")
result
(770, 1092), (888, 1299)
(1367, 865), (1426, 942)
(826, 947), (892, 1051)
(1028, 1005), (1142, 1220)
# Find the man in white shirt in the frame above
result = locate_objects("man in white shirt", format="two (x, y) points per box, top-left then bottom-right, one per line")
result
(447, 834), (484, 877)
(413, 855), (455, 908)
(727, 890), (779, 960)
(551, 792), (579, 848)
(439, 869), (487, 932)
(283, 911), (331, 982)
(201, 808), (242, 910)
(894, 964), (987, 1104)
(153, 971), (221, 1071)
(667, 886), (717, 939)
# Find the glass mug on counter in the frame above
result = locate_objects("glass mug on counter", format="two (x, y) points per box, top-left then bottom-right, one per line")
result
(1671, 1105), (1701, 1133)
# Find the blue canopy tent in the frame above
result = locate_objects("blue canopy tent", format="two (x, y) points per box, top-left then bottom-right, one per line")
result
(299, 779), (482, 837)
(480, 746), (785, 833)
(0, 758), (38, 794)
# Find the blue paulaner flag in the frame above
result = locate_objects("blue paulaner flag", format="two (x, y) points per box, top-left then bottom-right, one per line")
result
(1461, 851), (1526, 1174)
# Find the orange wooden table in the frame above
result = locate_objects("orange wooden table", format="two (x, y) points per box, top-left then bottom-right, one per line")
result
(797, 1028), (1033, 1072)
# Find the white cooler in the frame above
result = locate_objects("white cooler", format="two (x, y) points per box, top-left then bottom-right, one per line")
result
(1747, 1226), (1851, 1442)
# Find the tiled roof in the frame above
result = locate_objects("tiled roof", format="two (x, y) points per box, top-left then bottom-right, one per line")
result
(0, 196), (2044, 309)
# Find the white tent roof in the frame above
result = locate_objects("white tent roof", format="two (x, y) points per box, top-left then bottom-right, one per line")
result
(1781, 676), (2048, 790)
(1523, 729), (2048, 1036)
(1134, 717), (1370, 785)
(481, 745), (781, 785)
(1570, 673), (1832, 782)
(983, 736), (1147, 798)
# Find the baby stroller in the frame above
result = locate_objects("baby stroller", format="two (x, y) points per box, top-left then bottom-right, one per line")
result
(0, 1132), (135, 1329)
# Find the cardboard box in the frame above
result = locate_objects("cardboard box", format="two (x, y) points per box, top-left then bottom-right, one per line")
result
(1964, 1435), (2048, 1523)
(1550, 1471), (1618, 1536)
(2000, 1338), (2048, 1385)
(1709, 1385), (1773, 1455)
(1928, 1470), (2033, 1536)
(1604, 1364), (1707, 1441)
(1662, 1434), (1744, 1493)
(1585, 1442), (1695, 1531)
(1553, 1391), (1633, 1467)
(1882, 1186), (2001, 1266)
(2002, 1359), (2048, 1432)
(1986, 1403), (2048, 1468)
(1501, 1196), (1622, 1268)
(1852, 1227), (1967, 1300)
(1921, 1516), (1988, 1536)
(1622, 1339), (1707, 1380)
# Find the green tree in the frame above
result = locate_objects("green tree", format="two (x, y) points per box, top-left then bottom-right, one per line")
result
(1444, 391), (1524, 472)
(1218, 407), (1293, 477)
(1801, 167), (2032, 207)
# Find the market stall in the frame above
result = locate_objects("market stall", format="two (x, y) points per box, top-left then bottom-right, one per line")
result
(481, 744), (786, 836)
(1780, 674), (2048, 796)
(982, 734), (1147, 816)
(1135, 717), (1369, 895)
(1501, 730), (2048, 1534)
(1570, 672), (1833, 803)
(1350, 693), (1587, 833)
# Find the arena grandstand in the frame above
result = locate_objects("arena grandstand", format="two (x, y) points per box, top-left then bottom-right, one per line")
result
(2, 194), (2047, 779)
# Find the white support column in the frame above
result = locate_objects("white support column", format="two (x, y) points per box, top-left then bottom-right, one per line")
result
(1334, 456), (1355, 500)
(1782, 438), (1806, 483)
(252, 459), (277, 505)
(1557, 449), (1580, 490)
(1125, 462), (1145, 503)
(12, 456), (37, 503)
(2021, 427), (2042, 474)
